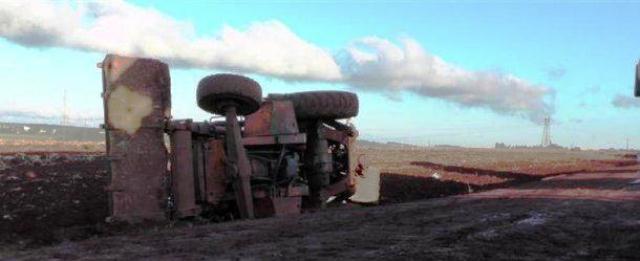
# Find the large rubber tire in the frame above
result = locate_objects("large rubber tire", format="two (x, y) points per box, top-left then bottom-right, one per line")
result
(197, 74), (262, 116)
(269, 91), (358, 120)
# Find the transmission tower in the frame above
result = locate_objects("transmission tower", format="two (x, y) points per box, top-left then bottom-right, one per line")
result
(62, 89), (69, 125)
(541, 116), (552, 147)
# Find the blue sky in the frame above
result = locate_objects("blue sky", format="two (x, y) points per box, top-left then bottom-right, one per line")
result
(0, 1), (639, 149)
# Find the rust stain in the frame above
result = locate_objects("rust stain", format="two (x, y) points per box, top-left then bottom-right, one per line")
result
(106, 57), (135, 84)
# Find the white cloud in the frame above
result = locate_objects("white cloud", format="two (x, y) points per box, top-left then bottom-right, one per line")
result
(0, 0), (553, 123)
(339, 37), (554, 122)
(0, 1), (78, 47)
(0, 0), (341, 81)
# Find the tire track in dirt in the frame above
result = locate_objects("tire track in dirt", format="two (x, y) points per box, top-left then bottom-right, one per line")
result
(380, 157), (639, 204)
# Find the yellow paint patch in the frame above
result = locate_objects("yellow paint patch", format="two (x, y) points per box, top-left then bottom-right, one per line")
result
(107, 85), (153, 135)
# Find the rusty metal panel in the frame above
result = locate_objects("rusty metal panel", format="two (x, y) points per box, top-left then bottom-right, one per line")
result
(244, 100), (299, 136)
(346, 133), (359, 194)
(171, 128), (200, 218)
(243, 103), (271, 136)
(242, 133), (306, 146)
(101, 54), (171, 222)
(223, 107), (255, 219)
(205, 139), (227, 205)
(324, 128), (349, 144)
(277, 133), (307, 144)
(192, 137), (207, 202)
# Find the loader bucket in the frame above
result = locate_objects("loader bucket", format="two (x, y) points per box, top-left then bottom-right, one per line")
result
(100, 54), (171, 222)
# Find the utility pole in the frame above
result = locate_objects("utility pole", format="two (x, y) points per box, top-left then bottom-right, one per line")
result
(626, 138), (629, 151)
(62, 89), (69, 125)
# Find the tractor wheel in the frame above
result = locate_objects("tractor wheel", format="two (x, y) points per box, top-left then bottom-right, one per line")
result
(197, 74), (263, 116)
(269, 91), (358, 120)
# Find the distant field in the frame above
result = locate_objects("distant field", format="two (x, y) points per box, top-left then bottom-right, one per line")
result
(360, 146), (636, 203)
(0, 122), (103, 140)
(0, 122), (105, 153)
(362, 146), (622, 176)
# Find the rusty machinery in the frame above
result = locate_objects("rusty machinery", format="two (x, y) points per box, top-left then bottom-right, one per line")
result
(99, 54), (378, 222)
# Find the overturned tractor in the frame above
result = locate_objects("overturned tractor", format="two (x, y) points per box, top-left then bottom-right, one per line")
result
(99, 54), (379, 222)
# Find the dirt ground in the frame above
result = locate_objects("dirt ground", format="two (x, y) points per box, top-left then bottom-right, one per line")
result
(0, 139), (104, 154)
(1, 148), (639, 260)
(372, 147), (636, 203)
(0, 152), (109, 247)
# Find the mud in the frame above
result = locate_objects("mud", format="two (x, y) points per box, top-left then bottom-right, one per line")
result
(1, 150), (639, 260)
(0, 152), (109, 246)
(4, 169), (640, 260)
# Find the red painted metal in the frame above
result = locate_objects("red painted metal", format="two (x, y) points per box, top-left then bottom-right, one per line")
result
(242, 134), (306, 146)
(192, 137), (207, 202)
(205, 139), (227, 205)
(170, 120), (200, 218)
(224, 106), (255, 219)
(324, 128), (349, 144)
(244, 100), (299, 136)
